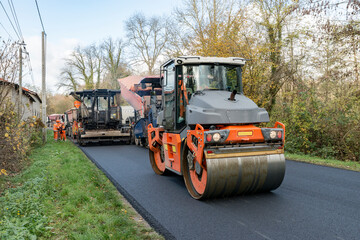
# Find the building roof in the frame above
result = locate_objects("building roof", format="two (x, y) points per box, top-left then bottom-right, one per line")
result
(0, 78), (42, 103)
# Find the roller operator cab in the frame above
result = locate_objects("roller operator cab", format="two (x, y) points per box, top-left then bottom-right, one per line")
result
(148, 56), (286, 199)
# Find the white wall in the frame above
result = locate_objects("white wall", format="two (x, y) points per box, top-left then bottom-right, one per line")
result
(1, 85), (41, 121)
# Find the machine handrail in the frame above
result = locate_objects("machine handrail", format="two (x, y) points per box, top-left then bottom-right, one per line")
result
(274, 121), (285, 143)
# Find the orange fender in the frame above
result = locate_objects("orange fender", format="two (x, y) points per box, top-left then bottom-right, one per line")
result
(148, 123), (164, 153)
(186, 124), (205, 168)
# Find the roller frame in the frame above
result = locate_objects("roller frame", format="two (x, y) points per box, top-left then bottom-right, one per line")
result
(148, 122), (286, 199)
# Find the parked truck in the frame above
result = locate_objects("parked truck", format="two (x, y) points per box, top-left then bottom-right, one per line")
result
(47, 114), (64, 128)
(118, 76), (162, 146)
(63, 108), (77, 138)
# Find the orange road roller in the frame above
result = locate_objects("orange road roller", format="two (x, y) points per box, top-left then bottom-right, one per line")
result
(148, 56), (285, 199)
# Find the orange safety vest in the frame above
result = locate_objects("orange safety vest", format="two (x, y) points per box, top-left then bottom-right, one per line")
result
(59, 123), (65, 132)
(53, 123), (60, 131)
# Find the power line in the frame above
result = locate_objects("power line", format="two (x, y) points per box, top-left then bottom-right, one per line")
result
(34, 0), (45, 33)
(1, 0), (44, 91)
(8, 0), (23, 41)
(0, 0), (20, 40)
(24, 49), (35, 85)
(0, 21), (15, 41)
(0, 0), (35, 89)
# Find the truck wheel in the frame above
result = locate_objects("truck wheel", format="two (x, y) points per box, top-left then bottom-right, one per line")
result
(130, 131), (135, 145)
(144, 137), (149, 148)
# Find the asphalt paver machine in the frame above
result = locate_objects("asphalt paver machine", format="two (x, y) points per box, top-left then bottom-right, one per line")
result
(70, 89), (131, 145)
(148, 56), (286, 199)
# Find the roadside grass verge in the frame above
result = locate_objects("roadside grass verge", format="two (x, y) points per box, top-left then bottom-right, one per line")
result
(0, 132), (163, 239)
(285, 153), (360, 172)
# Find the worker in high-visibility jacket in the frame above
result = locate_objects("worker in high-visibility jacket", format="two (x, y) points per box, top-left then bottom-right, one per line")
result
(53, 119), (61, 141)
(59, 121), (66, 141)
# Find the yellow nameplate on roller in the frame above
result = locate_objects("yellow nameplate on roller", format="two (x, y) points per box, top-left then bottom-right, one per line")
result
(172, 145), (176, 153)
(237, 131), (253, 136)
(205, 149), (284, 159)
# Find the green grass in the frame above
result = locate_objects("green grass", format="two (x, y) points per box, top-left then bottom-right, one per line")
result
(285, 153), (360, 172)
(0, 131), (163, 239)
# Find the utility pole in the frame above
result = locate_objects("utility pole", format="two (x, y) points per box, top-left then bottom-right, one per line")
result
(41, 31), (47, 142)
(18, 44), (23, 119)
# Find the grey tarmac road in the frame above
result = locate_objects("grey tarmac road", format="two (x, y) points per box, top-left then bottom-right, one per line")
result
(80, 144), (360, 240)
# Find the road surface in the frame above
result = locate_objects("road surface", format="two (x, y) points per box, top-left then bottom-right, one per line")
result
(80, 144), (360, 240)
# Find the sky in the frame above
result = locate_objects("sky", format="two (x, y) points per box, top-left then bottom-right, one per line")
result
(0, 0), (181, 93)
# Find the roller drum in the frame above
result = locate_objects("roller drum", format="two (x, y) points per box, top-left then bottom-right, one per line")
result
(202, 154), (285, 198)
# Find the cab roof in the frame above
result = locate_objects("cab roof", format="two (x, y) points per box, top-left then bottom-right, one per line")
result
(163, 56), (246, 67)
(70, 89), (121, 101)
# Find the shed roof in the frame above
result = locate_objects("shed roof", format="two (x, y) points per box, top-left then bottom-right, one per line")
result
(0, 78), (42, 103)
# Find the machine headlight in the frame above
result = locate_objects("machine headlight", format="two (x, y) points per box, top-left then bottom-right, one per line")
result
(213, 133), (221, 142)
(270, 130), (276, 139)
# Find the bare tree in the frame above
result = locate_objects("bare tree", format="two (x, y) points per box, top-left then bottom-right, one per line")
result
(59, 44), (103, 90)
(125, 13), (169, 74)
(251, 0), (298, 112)
(101, 38), (130, 88)
(59, 38), (132, 91)
(0, 39), (40, 171)
(0, 39), (19, 107)
(173, 0), (243, 56)
(58, 65), (78, 92)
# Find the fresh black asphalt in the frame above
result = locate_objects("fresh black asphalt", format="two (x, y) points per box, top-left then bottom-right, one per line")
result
(80, 144), (360, 240)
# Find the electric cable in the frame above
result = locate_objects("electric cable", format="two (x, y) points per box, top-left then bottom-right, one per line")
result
(8, 0), (23, 41)
(0, 0), (20, 40)
(24, 49), (35, 85)
(0, 20), (15, 41)
(34, 0), (45, 33)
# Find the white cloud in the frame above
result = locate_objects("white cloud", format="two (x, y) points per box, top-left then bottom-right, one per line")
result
(24, 36), (81, 94)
